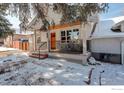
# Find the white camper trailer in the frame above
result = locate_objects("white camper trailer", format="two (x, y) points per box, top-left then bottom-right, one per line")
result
(90, 16), (124, 64)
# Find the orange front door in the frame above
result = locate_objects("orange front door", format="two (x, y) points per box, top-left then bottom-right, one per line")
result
(51, 32), (56, 49)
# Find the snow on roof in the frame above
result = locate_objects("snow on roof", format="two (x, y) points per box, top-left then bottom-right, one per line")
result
(92, 16), (124, 39)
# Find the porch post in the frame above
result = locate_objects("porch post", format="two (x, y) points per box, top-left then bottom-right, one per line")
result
(81, 24), (88, 65)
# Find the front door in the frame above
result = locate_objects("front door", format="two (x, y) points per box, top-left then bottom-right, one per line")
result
(51, 32), (56, 49)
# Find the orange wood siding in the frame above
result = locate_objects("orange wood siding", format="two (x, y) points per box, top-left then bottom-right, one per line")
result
(13, 41), (19, 49)
(48, 21), (80, 30)
(13, 41), (29, 51)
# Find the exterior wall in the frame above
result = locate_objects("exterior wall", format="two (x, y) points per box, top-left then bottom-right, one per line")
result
(91, 38), (122, 64)
(0, 39), (4, 46)
(28, 34), (34, 51)
(35, 31), (48, 50)
(13, 34), (32, 41)
(80, 22), (94, 40)
(40, 32), (47, 42)
(91, 38), (120, 54)
(4, 36), (13, 47)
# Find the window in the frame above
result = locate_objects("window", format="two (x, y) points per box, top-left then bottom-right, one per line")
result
(61, 31), (65, 36)
(67, 30), (72, 42)
(61, 31), (66, 43)
(73, 29), (79, 40)
(61, 29), (79, 43)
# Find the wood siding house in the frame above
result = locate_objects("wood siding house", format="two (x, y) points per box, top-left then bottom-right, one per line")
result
(27, 6), (99, 55)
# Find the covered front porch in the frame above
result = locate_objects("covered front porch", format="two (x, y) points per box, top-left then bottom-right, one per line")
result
(27, 15), (96, 64)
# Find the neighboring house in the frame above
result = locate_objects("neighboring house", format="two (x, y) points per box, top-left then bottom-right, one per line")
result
(27, 7), (99, 55)
(12, 33), (34, 51)
(3, 28), (34, 51)
(90, 16), (124, 64)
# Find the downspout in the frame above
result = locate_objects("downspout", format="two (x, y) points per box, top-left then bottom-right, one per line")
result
(47, 30), (51, 52)
(34, 30), (37, 50)
(121, 40), (124, 64)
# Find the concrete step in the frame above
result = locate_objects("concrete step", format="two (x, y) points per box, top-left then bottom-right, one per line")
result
(29, 54), (48, 59)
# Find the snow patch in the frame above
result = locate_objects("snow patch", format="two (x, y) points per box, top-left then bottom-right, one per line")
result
(0, 47), (18, 51)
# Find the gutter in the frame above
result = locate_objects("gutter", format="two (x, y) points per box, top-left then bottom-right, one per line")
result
(91, 35), (124, 39)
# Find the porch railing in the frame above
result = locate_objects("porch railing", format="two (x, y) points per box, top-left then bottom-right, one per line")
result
(38, 42), (47, 60)
(37, 39), (83, 54)
(36, 42), (47, 50)
(55, 40), (83, 53)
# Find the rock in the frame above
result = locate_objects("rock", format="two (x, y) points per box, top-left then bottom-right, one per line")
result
(48, 79), (60, 85)
(20, 60), (27, 64)
(88, 57), (97, 65)
(3, 59), (12, 62)
(88, 57), (101, 65)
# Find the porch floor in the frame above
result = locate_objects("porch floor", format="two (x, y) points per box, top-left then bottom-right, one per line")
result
(48, 52), (83, 64)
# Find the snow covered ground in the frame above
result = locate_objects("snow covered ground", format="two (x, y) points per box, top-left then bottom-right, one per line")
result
(0, 51), (124, 85)
(0, 47), (123, 85)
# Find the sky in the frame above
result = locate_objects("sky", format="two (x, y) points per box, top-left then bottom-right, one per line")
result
(6, 15), (20, 29)
(100, 3), (124, 19)
(6, 3), (124, 29)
